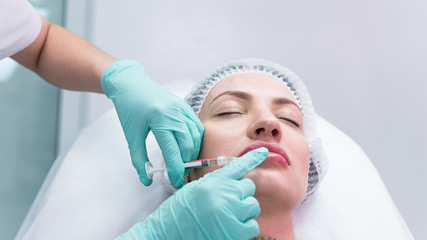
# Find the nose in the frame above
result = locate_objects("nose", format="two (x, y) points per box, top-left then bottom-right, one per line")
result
(247, 112), (282, 142)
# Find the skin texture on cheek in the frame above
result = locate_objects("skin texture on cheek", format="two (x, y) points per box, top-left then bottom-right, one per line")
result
(196, 118), (246, 160)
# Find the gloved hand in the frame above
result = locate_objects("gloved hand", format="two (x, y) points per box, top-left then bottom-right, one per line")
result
(101, 60), (204, 188)
(115, 147), (268, 240)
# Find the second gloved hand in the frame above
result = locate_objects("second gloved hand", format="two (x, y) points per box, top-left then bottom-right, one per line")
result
(116, 147), (269, 240)
(101, 60), (204, 188)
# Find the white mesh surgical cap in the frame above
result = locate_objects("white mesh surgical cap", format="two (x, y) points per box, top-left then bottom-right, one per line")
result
(185, 58), (328, 198)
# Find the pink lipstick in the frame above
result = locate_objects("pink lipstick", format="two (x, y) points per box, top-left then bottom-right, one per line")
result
(239, 141), (290, 167)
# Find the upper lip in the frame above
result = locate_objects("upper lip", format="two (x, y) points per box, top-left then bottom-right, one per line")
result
(238, 141), (290, 165)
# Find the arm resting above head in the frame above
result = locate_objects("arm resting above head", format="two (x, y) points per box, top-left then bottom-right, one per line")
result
(11, 16), (115, 94)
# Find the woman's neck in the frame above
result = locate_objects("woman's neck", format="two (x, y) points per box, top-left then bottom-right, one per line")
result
(256, 198), (295, 240)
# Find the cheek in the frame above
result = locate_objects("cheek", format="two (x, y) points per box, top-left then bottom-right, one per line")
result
(193, 121), (247, 181)
(198, 121), (245, 159)
(294, 139), (310, 195)
(286, 132), (310, 167)
(296, 141), (310, 172)
(285, 133), (310, 186)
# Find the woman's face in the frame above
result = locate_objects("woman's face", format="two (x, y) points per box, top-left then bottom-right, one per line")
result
(190, 73), (310, 210)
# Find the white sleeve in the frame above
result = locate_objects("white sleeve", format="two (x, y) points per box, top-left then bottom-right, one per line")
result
(0, 0), (42, 59)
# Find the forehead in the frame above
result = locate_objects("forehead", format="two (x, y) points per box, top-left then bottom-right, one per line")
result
(205, 72), (298, 104)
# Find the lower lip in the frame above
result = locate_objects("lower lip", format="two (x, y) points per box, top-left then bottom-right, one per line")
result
(264, 152), (289, 167)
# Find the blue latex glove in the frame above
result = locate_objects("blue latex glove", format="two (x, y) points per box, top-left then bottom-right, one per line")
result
(116, 147), (268, 240)
(101, 60), (204, 188)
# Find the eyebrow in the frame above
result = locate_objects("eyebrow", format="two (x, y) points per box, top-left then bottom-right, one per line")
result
(210, 91), (251, 105)
(209, 90), (300, 109)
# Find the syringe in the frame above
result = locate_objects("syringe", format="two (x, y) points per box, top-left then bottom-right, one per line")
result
(145, 156), (236, 180)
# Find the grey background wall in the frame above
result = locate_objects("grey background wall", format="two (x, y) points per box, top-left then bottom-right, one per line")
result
(65, 0), (425, 238)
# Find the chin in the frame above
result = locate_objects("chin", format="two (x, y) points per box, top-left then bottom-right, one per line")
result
(245, 168), (307, 209)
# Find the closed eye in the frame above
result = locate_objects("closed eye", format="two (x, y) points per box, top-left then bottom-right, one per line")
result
(216, 111), (243, 117)
(279, 117), (300, 127)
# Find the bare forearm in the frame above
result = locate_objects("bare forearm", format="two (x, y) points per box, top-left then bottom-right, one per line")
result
(11, 17), (115, 93)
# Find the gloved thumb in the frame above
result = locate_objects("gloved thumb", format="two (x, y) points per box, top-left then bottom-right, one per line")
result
(213, 147), (268, 180)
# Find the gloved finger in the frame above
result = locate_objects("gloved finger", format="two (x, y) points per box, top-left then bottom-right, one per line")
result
(185, 117), (204, 161)
(239, 219), (260, 240)
(182, 103), (204, 160)
(213, 147), (268, 180)
(173, 126), (195, 178)
(152, 130), (185, 189)
(226, 218), (259, 240)
(129, 136), (152, 186)
(174, 124), (195, 164)
(233, 196), (260, 222)
(236, 177), (256, 198)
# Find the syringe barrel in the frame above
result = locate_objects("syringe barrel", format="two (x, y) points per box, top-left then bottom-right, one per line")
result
(184, 156), (236, 169)
(216, 156), (235, 166)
